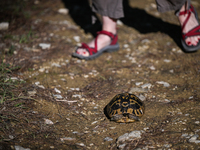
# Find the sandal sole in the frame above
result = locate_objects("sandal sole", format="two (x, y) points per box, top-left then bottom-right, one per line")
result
(72, 43), (120, 60)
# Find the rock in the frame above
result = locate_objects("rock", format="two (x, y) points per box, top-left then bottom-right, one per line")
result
(138, 94), (146, 101)
(188, 134), (200, 143)
(53, 94), (63, 99)
(14, 145), (30, 150)
(28, 90), (37, 96)
(117, 130), (142, 144)
(129, 87), (148, 93)
(72, 94), (81, 98)
(39, 43), (51, 49)
(0, 22), (9, 30)
(163, 59), (171, 63)
(51, 63), (61, 67)
(39, 68), (45, 72)
(54, 88), (61, 93)
(60, 137), (76, 142)
(104, 137), (113, 141)
(135, 82), (143, 86)
(58, 8), (69, 15)
(44, 118), (54, 125)
(117, 133), (129, 143)
(141, 83), (152, 89)
(76, 143), (85, 147)
(156, 81), (170, 87)
(118, 143), (126, 149)
(91, 121), (98, 124)
(73, 36), (80, 42)
(117, 20), (123, 26)
(128, 130), (142, 139)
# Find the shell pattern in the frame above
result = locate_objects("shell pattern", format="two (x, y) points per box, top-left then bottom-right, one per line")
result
(106, 93), (145, 123)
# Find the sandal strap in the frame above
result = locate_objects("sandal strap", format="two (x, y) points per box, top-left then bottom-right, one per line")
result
(76, 30), (118, 56)
(183, 25), (200, 39)
(80, 43), (97, 56)
(179, 5), (194, 30)
(97, 30), (118, 45)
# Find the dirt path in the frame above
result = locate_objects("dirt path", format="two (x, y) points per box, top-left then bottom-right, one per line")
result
(1, 0), (200, 149)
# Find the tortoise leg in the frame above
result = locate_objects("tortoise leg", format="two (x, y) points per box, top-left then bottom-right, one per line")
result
(128, 114), (139, 121)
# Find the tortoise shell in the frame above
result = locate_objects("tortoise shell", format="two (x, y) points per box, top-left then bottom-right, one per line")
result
(105, 93), (145, 123)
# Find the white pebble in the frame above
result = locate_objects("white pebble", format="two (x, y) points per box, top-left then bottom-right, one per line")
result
(76, 143), (85, 147)
(44, 118), (54, 125)
(163, 59), (171, 63)
(156, 81), (170, 87)
(91, 121), (98, 124)
(141, 83), (152, 89)
(104, 137), (113, 141)
(53, 94), (63, 99)
(58, 8), (69, 15)
(39, 43), (51, 49)
(54, 88), (61, 93)
(0, 22), (9, 30)
(73, 36), (80, 42)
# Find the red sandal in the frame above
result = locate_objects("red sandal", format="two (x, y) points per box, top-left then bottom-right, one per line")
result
(72, 30), (119, 60)
(180, 5), (200, 52)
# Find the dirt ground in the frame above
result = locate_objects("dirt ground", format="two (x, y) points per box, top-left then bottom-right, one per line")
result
(0, 0), (200, 149)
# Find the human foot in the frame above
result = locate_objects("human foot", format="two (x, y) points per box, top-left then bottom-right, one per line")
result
(72, 30), (119, 60)
(76, 32), (114, 57)
(178, 5), (200, 48)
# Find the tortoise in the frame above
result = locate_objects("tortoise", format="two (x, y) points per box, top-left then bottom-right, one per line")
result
(105, 93), (145, 123)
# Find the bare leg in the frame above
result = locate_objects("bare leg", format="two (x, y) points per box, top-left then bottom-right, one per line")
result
(178, 3), (200, 46)
(76, 16), (117, 56)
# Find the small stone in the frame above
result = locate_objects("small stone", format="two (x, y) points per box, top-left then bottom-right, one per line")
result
(128, 130), (142, 139)
(117, 133), (129, 142)
(149, 66), (156, 70)
(53, 94), (63, 99)
(44, 118), (54, 125)
(72, 94), (81, 98)
(189, 134), (199, 143)
(91, 121), (98, 124)
(129, 87), (148, 93)
(39, 68), (45, 72)
(51, 62), (61, 67)
(135, 82), (143, 86)
(54, 88), (61, 93)
(38, 85), (45, 89)
(28, 90), (37, 96)
(117, 20), (123, 26)
(73, 36), (80, 42)
(104, 137), (113, 141)
(195, 121), (200, 124)
(156, 81), (170, 87)
(189, 96), (193, 99)
(58, 8), (69, 15)
(35, 81), (40, 85)
(141, 83), (152, 89)
(138, 94), (146, 101)
(118, 144), (126, 149)
(0, 22), (9, 30)
(39, 43), (51, 49)
(123, 44), (129, 48)
(76, 143), (85, 147)
(14, 145), (30, 150)
(163, 59), (171, 63)
(60, 137), (76, 142)
(9, 135), (14, 139)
